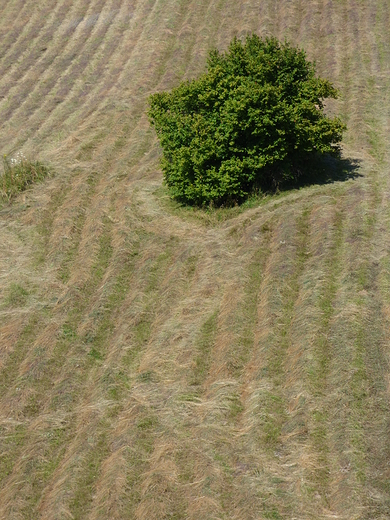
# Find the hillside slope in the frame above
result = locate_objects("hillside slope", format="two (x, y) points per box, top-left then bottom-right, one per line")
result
(0, 1), (389, 518)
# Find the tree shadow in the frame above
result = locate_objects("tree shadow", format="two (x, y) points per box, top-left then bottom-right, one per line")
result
(275, 154), (363, 193)
(163, 154), (363, 210)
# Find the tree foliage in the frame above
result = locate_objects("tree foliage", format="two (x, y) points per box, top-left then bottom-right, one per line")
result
(148, 34), (346, 206)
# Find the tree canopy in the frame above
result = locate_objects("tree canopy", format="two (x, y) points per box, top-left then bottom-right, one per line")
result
(148, 34), (346, 206)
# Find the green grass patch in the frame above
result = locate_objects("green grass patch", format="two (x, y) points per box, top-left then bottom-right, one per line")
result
(88, 348), (103, 361)
(17, 425), (70, 518)
(227, 231), (272, 377)
(69, 430), (110, 520)
(58, 172), (100, 283)
(137, 416), (159, 430)
(154, 184), (275, 226)
(60, 323), (77, 339)
(0, 313), (43, 398)
(177, 392), (201, 403)
(1, 154), (51, 202)
(134, 319), (151, 345)
(309, 207), (343, 395)
(268, 208), (310, 385)
(101, 368), (131, 401)
(191, 310), (219, 386)
(35, 178), (72, 266)
(257, 391), (286, 448)
(226, 393), (244, 419)
(263, 508), (282, 520)
(137, 370), (157, 383)
(0, 424), (27, 483)
(90, 217), (114, 282)
(3, 283), (29, 307)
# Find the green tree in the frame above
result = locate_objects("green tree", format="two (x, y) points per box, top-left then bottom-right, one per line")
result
(148, 34), (346, 206)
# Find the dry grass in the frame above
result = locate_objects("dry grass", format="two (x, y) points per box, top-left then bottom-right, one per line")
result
(0, 0), (390, 518)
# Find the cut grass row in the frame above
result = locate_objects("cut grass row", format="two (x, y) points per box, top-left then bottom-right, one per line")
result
(0, 0), (73, 95)
(0, 211), (200, 518)
(0, 0), (108, 122)
(1, 0), (390, 518)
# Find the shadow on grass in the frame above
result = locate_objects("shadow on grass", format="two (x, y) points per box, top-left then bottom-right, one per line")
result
(154, 154), (363, 225)
(275, 154), (362, 193)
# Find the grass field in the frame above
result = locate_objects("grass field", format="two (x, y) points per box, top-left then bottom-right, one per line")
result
(0, 1), (390, 518)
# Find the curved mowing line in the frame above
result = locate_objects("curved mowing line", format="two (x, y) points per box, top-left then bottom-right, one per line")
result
(0, 0), (109, 126)
(374, 0), (390, 71)
(75, 0), (221, 167)
(2, 1), (388, 518)
(354, 265), (390, 515)
(2, 1), (131, 156)
(179, 0), (229, 72)
(94, 251), (196, 517)
(42, 0), (175, 146)
(240, 0), (270, 39)
(0, 314), (43, 402)
(311, 4), (375, 508)
(326, 193), (375, 511)
(368, 136), (390, 517)
(35, 177), (76, 265)
(0, 0), (27, 40)
(1, 0), (221, 506)
(71, 260), (178, 516)
(0, 0), (61, 77)
(315, 0), (340, 77)
(66, 2), (230, 516)
(0, 0), (86, 94)
(0, 0), (76, 98)
(234, 208), (311, 515)
(84, 4), (248, 515)
(36, 1), (174, 148)
(0, 210), (115, 517)
(96, 0), (228, 168)
(28, 0), (146, 145)
(308, 204), (344, 505)
(294, 0), (322, 54)
(179, 0), (231, 74)
(339, 17), (390, 510)
(0, 0), (78, 124)
(0, 0), (109, 129)
(259, 203), (342, 515)
(0, 0), (91, 124)
(37, 239), (177, 518)
(54, 0), (195, 144)
(318, 4), (388, 511)
(40, 171), (101, 277)
(128, 0), (219, 102)
(0, 0), (37, 60)
(56, 175), (102, 284)
(17, 0), (126, 127)
(175, 0), (229, 71)
(280, 1), (342, 508)
(41, 0), (196, 162)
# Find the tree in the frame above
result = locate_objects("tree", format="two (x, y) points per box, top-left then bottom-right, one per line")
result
(148, 34), (346, 206)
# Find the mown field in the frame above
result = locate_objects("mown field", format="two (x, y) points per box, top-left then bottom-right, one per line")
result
(0, 1), (389, 518)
